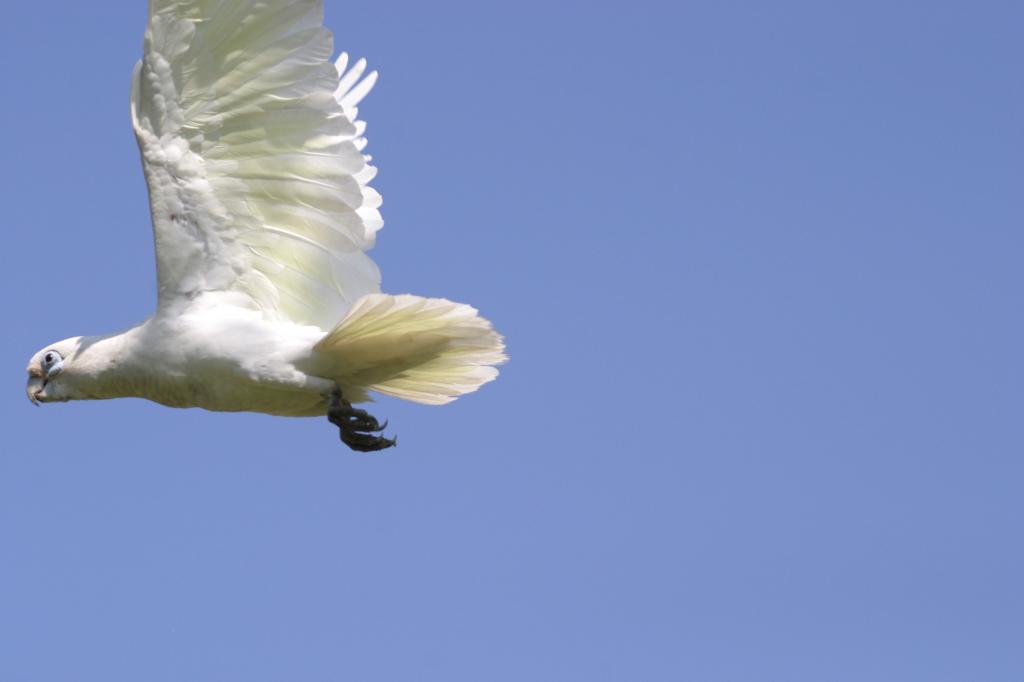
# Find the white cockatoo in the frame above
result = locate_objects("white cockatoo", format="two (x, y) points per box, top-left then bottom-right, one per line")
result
(25, 0), (505, 451)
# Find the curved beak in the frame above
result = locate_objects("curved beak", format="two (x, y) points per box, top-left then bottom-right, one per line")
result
(26, 376), (45, 406)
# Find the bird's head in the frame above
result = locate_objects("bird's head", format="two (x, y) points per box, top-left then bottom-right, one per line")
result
(26, 337), (83, 405)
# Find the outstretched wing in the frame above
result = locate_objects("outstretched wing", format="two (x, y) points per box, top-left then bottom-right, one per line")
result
(132, 0), (383, 329)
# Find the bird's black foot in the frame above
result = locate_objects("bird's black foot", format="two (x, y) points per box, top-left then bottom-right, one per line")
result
(328, 391), (397, 452)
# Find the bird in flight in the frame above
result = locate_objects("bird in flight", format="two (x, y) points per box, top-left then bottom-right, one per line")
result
(25, 0), (506, 451)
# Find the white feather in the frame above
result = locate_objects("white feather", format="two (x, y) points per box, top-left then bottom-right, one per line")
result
(133, 0), (383, 330)
(314, 294), (507, 405)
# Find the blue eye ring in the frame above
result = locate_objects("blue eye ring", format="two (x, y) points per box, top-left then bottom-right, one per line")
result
(42, 351), (64, 375)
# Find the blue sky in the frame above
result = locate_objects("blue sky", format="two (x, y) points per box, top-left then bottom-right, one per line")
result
(1, 1), (1022, 680)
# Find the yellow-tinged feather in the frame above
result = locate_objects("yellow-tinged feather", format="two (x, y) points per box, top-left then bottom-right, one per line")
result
(315, 294), (507, 405)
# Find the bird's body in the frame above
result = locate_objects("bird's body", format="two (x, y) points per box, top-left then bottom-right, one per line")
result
(53, 295), (330, 416)
(26, 0), (505, 449)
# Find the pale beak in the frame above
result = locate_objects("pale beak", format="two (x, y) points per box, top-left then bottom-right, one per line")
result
(26, 376), (45, 406)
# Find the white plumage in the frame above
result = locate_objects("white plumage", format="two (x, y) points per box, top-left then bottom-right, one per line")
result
(25, 0), (505, 447)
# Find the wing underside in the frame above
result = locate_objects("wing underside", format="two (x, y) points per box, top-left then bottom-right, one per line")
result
(132, 0), (383, 329)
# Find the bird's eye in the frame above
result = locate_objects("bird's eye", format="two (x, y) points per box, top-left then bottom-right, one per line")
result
(42, 351), (62, 369)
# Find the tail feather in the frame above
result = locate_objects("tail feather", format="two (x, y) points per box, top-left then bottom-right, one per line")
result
(314, 294), (507, 405)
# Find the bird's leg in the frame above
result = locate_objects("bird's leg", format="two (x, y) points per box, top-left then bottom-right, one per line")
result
(327, 391), (397, 452)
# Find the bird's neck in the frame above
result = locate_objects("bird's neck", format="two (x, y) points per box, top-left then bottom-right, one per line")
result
(64, 327), (147, 401)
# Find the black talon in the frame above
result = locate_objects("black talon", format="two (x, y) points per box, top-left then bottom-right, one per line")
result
(326, 390), (397, 452)
(341, 430), (398, 452)
(331, 411), (380, 432)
